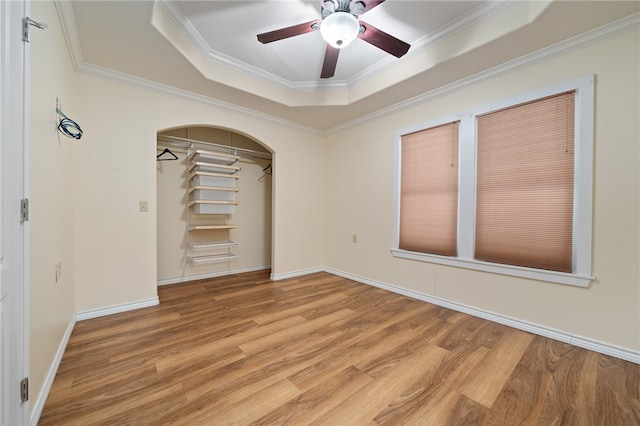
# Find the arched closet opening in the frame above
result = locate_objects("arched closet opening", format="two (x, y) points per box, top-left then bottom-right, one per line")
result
(156, 126), (273, 285)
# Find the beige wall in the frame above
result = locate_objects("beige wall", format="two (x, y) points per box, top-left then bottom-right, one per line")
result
(28, 3), (639, 420)
(30, 0), (78, 414)
(156, 128), (272, 282)
(71, 73), (325, 312)
(324, 29), (640, 352)
(30, 1), (325, 412)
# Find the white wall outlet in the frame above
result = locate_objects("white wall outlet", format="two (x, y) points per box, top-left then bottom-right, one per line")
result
(139, 201), (149, 212)
(55, 262), (62, 282)
(352, 234), (358, 243)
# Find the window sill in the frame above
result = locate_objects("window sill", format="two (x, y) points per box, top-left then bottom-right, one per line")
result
(391, 249), (594, 288)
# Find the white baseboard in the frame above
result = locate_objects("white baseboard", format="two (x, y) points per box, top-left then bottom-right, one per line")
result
(75, 297), (159, 321)
(30, 315), (76, 426)
(30, 297), (158, 424)
(323, 267), (640, 365)
(271, 266), (325, 281)
(157, 265), (271, 286)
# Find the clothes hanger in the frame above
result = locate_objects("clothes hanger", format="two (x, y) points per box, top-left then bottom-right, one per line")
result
(157, 148), (178, 161)
(263, 162), (272, 175)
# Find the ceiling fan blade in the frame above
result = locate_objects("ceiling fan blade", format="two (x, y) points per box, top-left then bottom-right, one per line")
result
(320, 45), (340, 78)
(257, 19), (321, 44)
(358, 21), (410, 58)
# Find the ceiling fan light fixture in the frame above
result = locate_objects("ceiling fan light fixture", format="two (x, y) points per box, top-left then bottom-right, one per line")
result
(320, 11), (359, 49)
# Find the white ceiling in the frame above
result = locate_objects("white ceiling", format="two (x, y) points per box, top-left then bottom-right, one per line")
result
(61, 1), (639, 131)
(166, 0), (487, 84)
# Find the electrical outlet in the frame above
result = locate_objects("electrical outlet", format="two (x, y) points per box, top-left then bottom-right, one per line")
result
(55, 262), (62, 282)
(139, 201), (149, 212)
(352, 234), (358, 243)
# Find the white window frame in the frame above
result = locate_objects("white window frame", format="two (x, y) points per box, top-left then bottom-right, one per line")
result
(392, 75), (595, 287)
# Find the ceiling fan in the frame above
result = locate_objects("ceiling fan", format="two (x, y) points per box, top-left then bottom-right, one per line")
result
(256, 0), (411, 79)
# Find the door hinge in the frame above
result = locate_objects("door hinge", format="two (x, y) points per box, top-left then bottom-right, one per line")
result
(20, 198), (29, 223)
(20, 377), (29, 403)
(22, 17), (29, 42)
(22, 17), (48, 42)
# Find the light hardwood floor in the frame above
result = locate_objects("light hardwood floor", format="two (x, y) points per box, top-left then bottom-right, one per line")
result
(39, 270), (640, 425)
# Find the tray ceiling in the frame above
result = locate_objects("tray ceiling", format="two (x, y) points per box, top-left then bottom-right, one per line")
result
(60, 1), (639, 131)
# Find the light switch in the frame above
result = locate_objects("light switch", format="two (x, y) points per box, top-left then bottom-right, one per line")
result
(139, 201), (149, 212)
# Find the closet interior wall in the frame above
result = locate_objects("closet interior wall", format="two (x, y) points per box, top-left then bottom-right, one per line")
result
(156, 127), (273, 284)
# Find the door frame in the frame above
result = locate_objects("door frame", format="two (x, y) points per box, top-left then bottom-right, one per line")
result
(1, 0), (30, 423)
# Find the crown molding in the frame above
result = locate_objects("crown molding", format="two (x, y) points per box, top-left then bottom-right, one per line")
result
(327, 12), (640, 134)
(74, 62), (324, 135)
(156, 0), (347, 91)
(347, 0), (516, 84)
(157, 0), (513, 92)
(54, 0), (323, 133)
(54, 0), (638, 136)
(54, 0), (83, 70)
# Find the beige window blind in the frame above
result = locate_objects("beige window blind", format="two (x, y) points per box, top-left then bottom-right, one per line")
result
(399, 121), (459, 256)
(475, 91), (575, 272)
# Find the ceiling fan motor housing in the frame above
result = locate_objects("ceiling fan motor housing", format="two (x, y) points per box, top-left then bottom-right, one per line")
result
(322, 1), (365, 18)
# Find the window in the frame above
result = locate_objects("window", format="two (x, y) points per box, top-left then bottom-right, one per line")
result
(399, 121), (459, 256)
(392, 76), (594, 287)
(475, 92), (575, 272)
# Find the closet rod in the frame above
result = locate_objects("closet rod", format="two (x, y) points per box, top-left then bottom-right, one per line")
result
(157, 135), (272, 160)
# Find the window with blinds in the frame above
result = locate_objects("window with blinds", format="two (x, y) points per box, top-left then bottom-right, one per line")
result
(393, 76), (594, 287)
(475, 92), (575, 272)
(399, 121), (459, 256)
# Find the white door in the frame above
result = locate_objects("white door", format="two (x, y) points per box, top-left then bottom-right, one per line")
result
(1, 0), (30, 424)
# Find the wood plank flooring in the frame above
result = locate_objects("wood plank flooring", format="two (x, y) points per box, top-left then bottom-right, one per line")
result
(39, 270), (640, 425)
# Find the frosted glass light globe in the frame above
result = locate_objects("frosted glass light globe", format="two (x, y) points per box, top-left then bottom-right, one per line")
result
(320, 12), (359, 48)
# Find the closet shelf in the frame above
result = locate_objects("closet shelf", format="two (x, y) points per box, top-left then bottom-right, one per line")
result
(184, 145), (239, 265)
(189, 224), (238, 231)
(189, 162), (239, 175)
(189, 186), (238, 193)
(187, 253), (238, 264)
(189, 171), (239, 180)
(188, 200), (239, 206)
(188, 240), (237, 250)
(188, 149), (239, 165)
